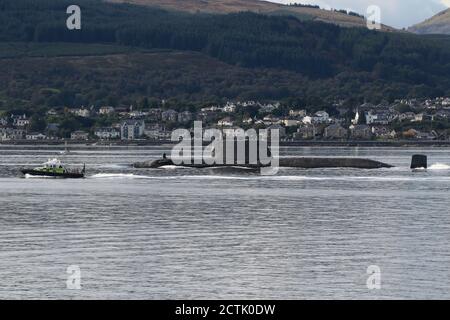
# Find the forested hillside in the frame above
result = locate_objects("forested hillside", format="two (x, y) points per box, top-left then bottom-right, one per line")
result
(1, 0), (450, 109)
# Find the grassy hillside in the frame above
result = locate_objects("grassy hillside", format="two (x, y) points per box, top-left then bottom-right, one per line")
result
(106, 0), (394, 30)
(409, 8), (450, 34)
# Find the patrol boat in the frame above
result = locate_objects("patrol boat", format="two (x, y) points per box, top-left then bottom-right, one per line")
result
(21, 158), (85, 179)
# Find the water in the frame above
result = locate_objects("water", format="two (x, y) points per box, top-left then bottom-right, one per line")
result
(0, 145), (449, 299)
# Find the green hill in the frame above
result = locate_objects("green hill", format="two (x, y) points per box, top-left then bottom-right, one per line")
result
(0, 0), (449, 110)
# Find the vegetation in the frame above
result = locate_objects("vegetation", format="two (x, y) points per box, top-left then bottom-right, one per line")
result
(0, 0), (450, 111)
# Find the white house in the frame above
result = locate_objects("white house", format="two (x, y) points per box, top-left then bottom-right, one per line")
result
(71, 107), (91, 118)
(398, 112), (416, 122)
(71, 131), (89, 140)
(99, 106), (115, 115)
(242, 117), (253, 124)
(259, 103), (278, 113)
(289, 109), (307, 118)
(201, 106), (221, 112)
(12, 114), (30, 127)
(414, 113), (424, 122)
(217, 117), (234, 127)
(1, 128), (24, 140)
(26, 132), (47, 140)
(312, 111), (330, 124)
(281, 119), (299, 127)
(95, 127), (120, 140)
(302, 116), (313, 125)
(223, 103), (237, 113)
(129, 111), (148, 119)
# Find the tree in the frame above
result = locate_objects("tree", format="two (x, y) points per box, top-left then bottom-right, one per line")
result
(29, 115), (47, 132)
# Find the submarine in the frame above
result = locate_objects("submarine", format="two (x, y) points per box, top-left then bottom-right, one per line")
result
(21, 158), (85, 179)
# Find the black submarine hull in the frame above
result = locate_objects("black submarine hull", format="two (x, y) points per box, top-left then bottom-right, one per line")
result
(134, 157), (393, 169)
(21, 169), (85, 179)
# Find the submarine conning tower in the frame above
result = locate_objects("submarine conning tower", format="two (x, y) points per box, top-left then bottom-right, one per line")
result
(411, 154), (428, 169)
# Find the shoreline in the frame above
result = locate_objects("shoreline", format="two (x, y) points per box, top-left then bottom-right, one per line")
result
(2, 140), (450, 147)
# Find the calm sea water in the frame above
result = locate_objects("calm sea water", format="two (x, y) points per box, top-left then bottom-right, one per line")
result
(0, 145), (449, 299)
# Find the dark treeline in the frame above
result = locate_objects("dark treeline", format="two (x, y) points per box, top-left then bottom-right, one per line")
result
(0, 0), (450, 107)
(1, 0), (450, 79)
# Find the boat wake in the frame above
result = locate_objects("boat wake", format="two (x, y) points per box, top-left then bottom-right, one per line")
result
(89, 173), (152, 179)
(24, 174), (56, 179)
(428, 163), (450, 170)
(87, 173), (450, 182)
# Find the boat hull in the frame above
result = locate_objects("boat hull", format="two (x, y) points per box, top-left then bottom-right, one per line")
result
(21, 169), (84, 179)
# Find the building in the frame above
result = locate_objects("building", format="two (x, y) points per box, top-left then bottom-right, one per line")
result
(0, 128), (24, 140)
(262, 115), (280, 125)
(46, 109), (59, 116)
(414, 113), (424, 122)
(26, 132), (47, 140)
(398, 112), (416, 122)
(144, 124), (170, 140)
(70, 107), (91, 118)
(372, 126), (396, 139)
(197, 111), (217, 122)
(12, 114), (29, 127)
(259, 103), (279, 113)
(223, 102), (237, 113)
(94, 127), (120, 140)
(115, 107), (130, 116)
(352, 110), (361, 125)
(242, 117), (253, 125)
(350, 125), (373, 140)
(267, 124), (286, 139)
(403, 129), (436, 140)
(71, 131), (89, 140)
(324, 124), (347, 139)
(129, 111), (148, 119)
(294, 125), (315, 140)
(121, 120), (145, 140)
(365, 110), (394, 125)
(148, 108), (162, 120)
(281, 119), (299, 127)
(201, 106), (221, 112)
(0, 117), (7, 126)
(161, 110), (178, 122)
(217, 117), (234, 127)
(302, 116), (313, 125)
(434, 110), (450, 120)
(312, 111), (330, 124)
(289, 109), (307, 118)
(99, 106), (115, 115)
(178, 111), (193, 123)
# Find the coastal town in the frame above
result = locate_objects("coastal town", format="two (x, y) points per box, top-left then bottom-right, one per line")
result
(1, 97), (450, 143)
